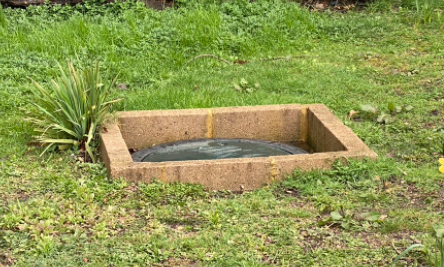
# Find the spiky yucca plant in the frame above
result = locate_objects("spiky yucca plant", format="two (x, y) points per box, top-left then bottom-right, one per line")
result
(29, 62), (120, 162)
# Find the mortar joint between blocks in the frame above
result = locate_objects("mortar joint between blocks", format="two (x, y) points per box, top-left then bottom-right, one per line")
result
(206, 109), (214, 138)
(160, 163), (167, 183)
(269, 157), (279, 183)
(300, 107), (309, 142)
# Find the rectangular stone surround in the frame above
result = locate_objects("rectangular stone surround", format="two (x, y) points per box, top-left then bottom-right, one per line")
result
(100, 104), (377, 191)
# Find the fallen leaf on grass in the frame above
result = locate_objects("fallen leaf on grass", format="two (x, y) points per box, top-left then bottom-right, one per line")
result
(360, 104), (377, 114)
(359, 212), (383, 222)
(347, 110), (358, 120)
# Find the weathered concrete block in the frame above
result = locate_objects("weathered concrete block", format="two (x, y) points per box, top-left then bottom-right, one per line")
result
(100, 104), (377, 191)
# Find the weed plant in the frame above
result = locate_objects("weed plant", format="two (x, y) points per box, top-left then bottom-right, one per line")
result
(392, 225), (444, 266)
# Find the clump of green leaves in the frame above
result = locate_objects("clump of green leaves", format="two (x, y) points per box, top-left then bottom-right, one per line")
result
(319, 210), (385, 231)
(368, 0), (443, 27)
(392, 225), (444, 266)
(233, 78), (259, 94)
(412, 0), (443, 26)
(349, 103), (413, 124)
(433, 226), (444, 266)
(28, 62), (120, 162)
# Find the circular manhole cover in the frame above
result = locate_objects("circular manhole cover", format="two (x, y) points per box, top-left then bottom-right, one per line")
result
(132, 139), (308, 162)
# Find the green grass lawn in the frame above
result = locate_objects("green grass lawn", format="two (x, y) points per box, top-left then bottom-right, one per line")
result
(1, 0), (444, 266)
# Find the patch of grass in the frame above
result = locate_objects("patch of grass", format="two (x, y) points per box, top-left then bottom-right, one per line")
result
(368, 0), (444, 28)
(0, 0), (444, 266)
(0, 4), (7, 31)
(139, 180), (209, 206)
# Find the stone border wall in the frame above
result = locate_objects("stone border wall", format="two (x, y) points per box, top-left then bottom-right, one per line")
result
(100, 104), (377, 191)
